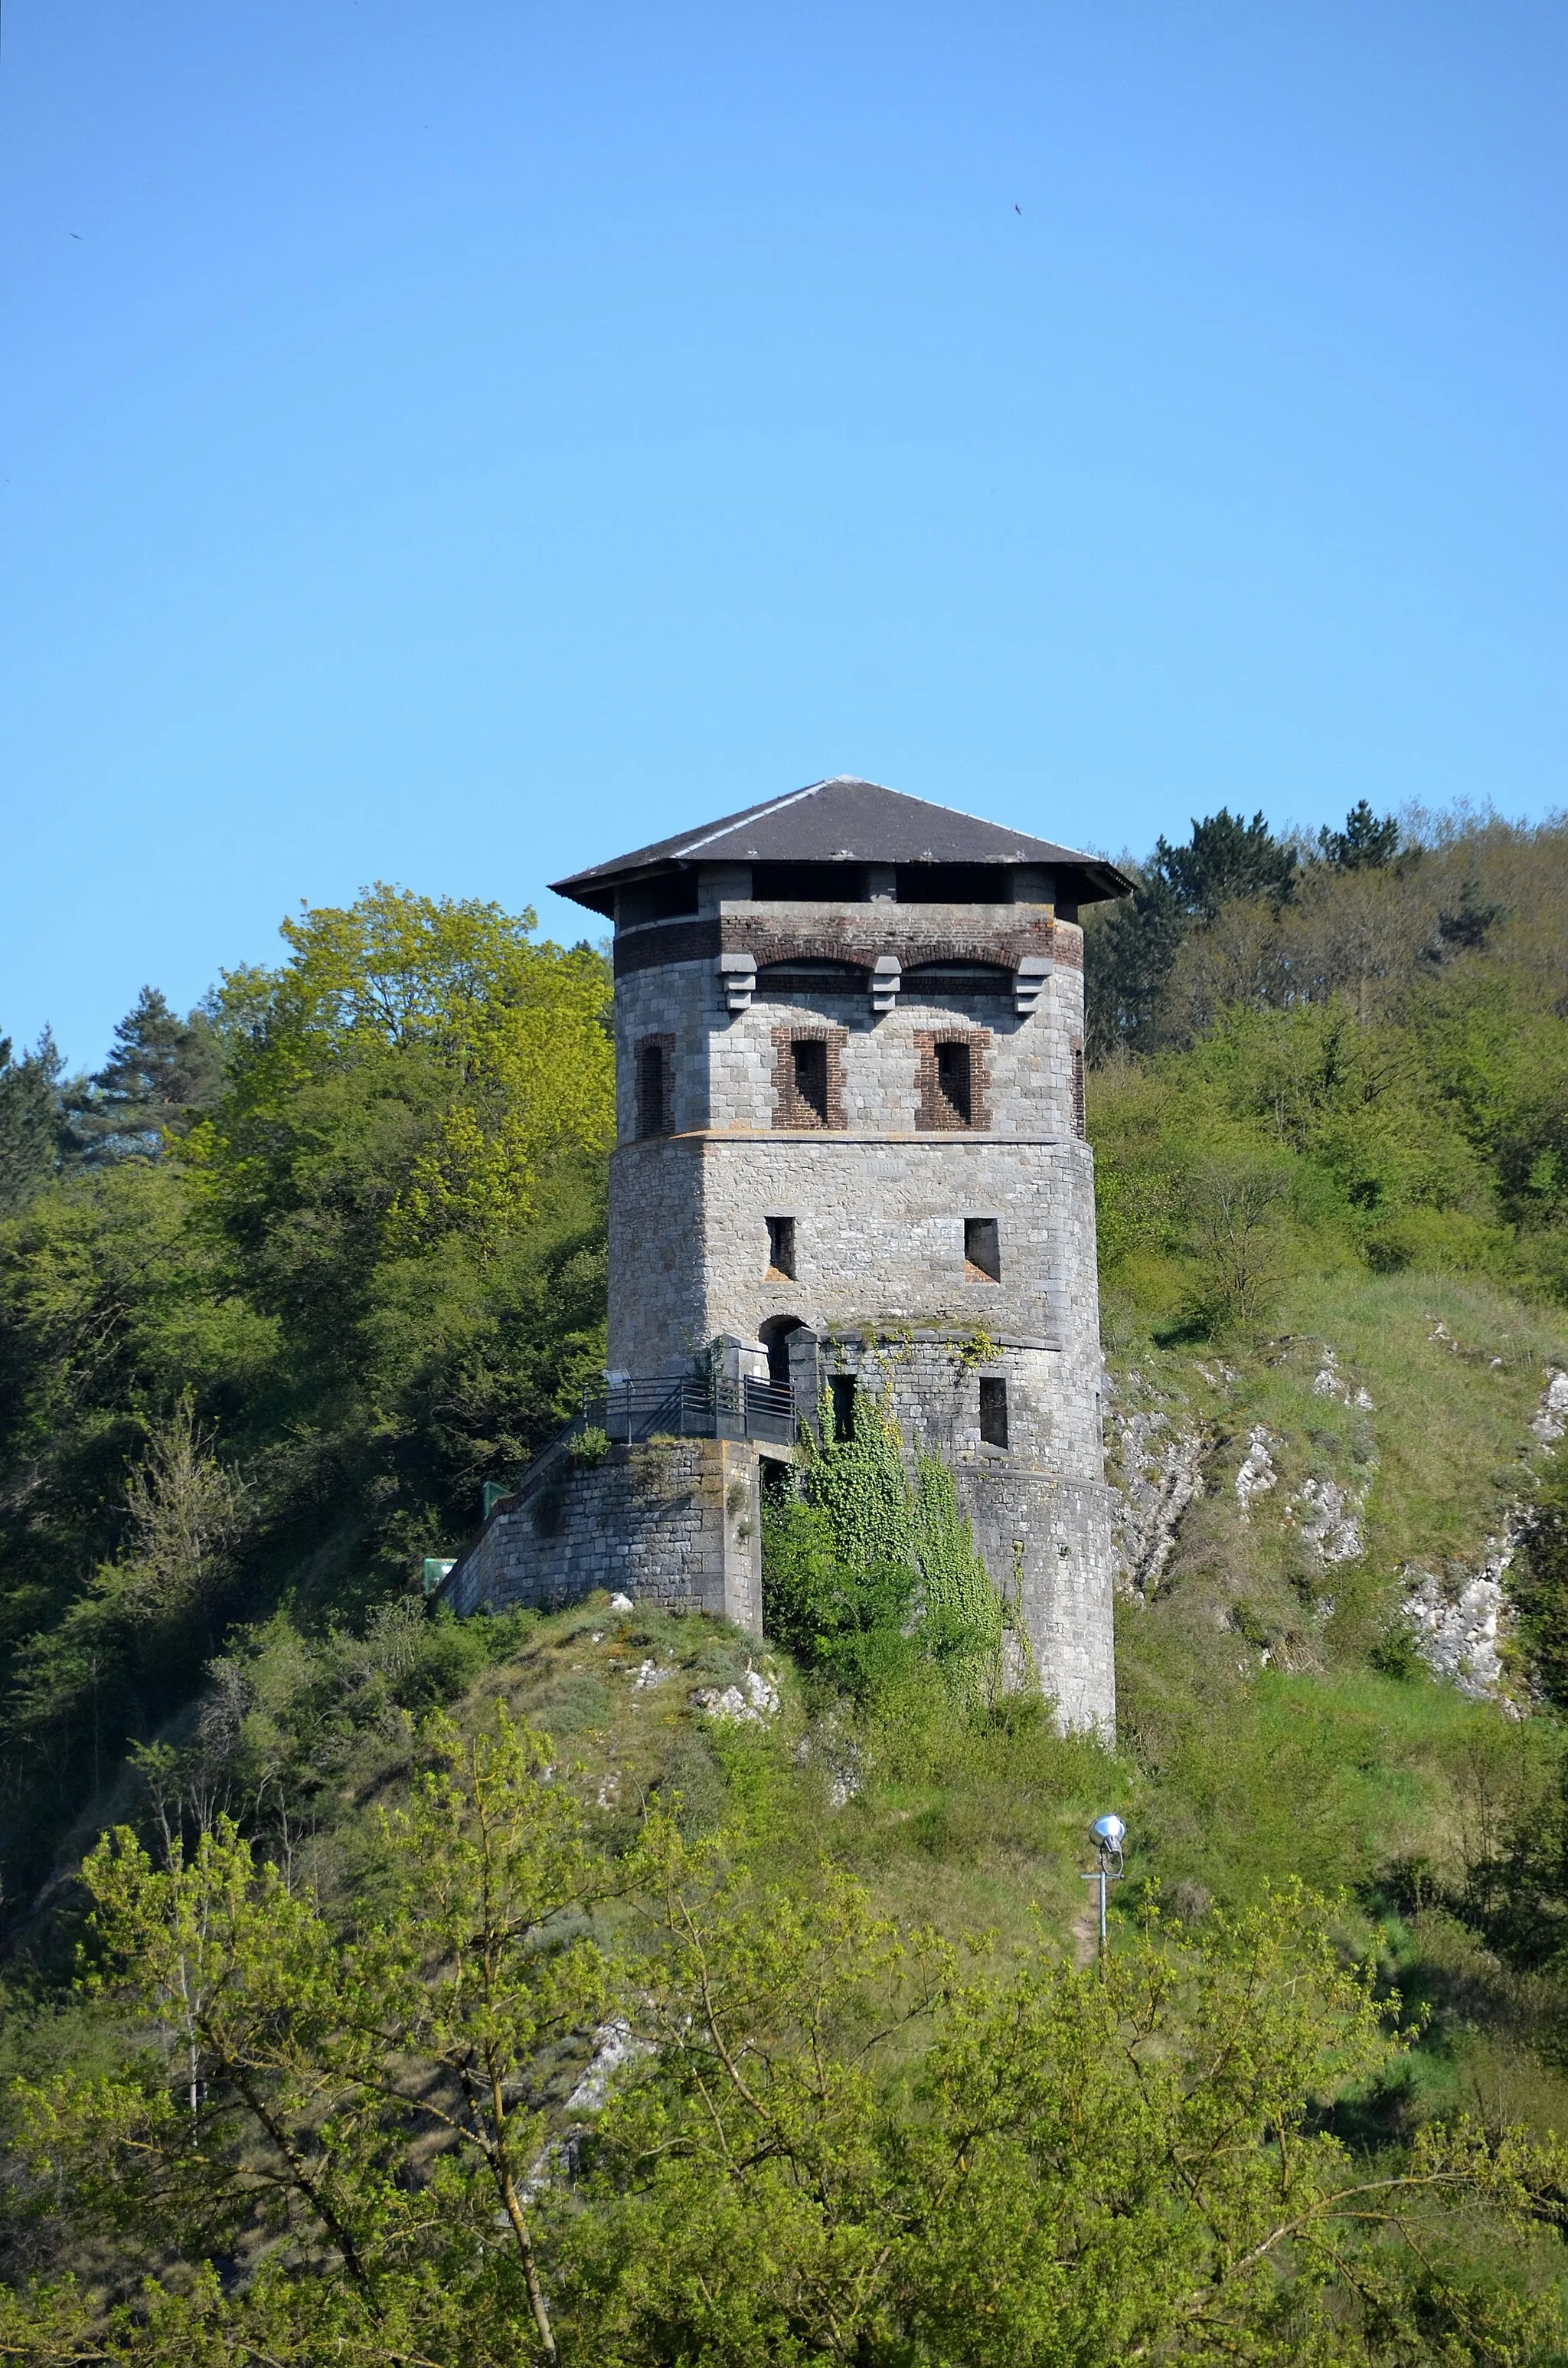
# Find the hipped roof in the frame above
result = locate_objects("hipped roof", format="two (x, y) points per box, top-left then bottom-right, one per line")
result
(550, 777), (1132, 917)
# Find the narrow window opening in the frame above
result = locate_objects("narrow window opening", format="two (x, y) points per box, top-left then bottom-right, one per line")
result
(964, 1217), (1001, 1282)
(935, 1040), (972, 1127)
(760, 1313), (806, 1389)
(1071, 1046), (1086, 1140)
(792, 1038), (830, 1127)
(636, 1041), (671, 1137)
(766, 1215), (797, 1280)
(979, 1377), (1009, 1449)
(829, 1375), (858, 1441)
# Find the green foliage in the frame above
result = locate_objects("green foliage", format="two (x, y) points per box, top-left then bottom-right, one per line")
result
(1085, 805), (1302, 1057)
(0, 1030), (65, 1217)
(799, 1383), (916, 1573)
(8, 1734), (1566, 2365)
(1319, 798), (1402, 872)
(197, 880), (613, 1268)
(760, 1498), (917, 1699)
(61, 988), (223, 1167)
(0, 888), (612, 1904)
(763, 1388), (1006, 1705)
(1088, 966), (1568, 1330)
(9, 1703), (617, 2363)
(1511, 1452), (1568, 1715)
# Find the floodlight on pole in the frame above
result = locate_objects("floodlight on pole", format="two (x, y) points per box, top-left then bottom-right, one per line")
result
(1081, 1814), (1126, 1958)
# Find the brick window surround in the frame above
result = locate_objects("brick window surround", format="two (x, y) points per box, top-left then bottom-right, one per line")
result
(914, 1029), (991, 1131)
(635, 1034), (675, 1137)
(1071, 1045), (1086, 1140)
(773, 1025), (848, 1130)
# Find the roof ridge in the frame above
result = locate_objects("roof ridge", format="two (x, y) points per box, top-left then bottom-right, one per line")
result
(666, 780), (831, 859)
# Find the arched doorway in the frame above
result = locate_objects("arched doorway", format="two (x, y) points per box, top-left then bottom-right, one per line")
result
(758, 1314), (807, 1391)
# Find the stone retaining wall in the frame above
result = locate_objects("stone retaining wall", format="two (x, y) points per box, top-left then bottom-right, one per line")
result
(442, 1437), (764, 1634)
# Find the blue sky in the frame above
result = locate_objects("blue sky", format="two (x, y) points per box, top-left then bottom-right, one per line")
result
(2, 2), (1563, 1069)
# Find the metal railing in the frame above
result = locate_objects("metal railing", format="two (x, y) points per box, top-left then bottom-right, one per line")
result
(585, 1375), (796, 1447)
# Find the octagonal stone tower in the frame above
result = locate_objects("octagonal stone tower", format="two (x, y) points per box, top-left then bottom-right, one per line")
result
(553, 776), (1130, 1734)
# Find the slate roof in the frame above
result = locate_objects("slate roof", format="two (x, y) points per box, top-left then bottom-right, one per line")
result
(550, 777), (1132, 915)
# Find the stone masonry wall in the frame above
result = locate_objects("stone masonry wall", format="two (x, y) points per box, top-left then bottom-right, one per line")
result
(443, 1438), (764, 1634)
(609, 1124), (1106, 1483)
(814, 1336), (1116, 1736)
(613, 911), (1086, 1146)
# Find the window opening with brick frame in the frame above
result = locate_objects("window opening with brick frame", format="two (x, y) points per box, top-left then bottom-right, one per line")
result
(936, 1040), (972, 1127)
(1071, 1045), (1086, 1140)
(773, 1025), (847, 1130)
(964, 1216), (1001, 1282)
(636, 1038), (673, 1137)
(915, 1029), (990, 1132)
(829, 1375), (857, 1441)
(792, 1038), (830, 1127)
(978, 1376), (1009, 1448)
(766, 1215), (797, 1280)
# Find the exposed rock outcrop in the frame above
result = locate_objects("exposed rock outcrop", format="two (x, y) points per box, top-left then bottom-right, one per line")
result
(1400, 1367), (1568, 1709)
(1104, 1369), (1207, 1598)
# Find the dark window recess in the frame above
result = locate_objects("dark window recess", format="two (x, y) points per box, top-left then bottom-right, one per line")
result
(756, 960), (867, 997)
(935, 1040), (972, 1127)
(752, 862), (868, 902)
(766, 1215), (797, 1280)
(895, 863), (1012, 904)
(618, 872), (700, 927)
(965, 1217), (1001, 1281)
(978, 1377), (1009, 1448)
(636, 1042), (671, 1137)
(792, 1038), (830, 1125)
(902, 961), (1011, 999)
(829, 1374), (858, 1441)
(1071, 1046), (1086, 1140)
(760, 1313), (806, 1388)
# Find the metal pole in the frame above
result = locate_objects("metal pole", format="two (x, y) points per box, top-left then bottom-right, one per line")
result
(1098, 1853), (1108, 1958)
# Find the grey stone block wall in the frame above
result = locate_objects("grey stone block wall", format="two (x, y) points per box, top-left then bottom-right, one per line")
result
(444, 1439), (764, 1634)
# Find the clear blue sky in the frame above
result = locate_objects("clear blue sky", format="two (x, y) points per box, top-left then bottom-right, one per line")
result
(2, 2), (1563, 1069)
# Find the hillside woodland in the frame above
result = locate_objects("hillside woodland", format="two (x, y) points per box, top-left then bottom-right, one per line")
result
(2, 815), (1568, 2361)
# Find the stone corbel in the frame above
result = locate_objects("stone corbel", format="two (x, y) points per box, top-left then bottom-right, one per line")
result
(870, 953), (902, 1016)
(717, 950), (757, 1013)
(1013, 955), (1054, 1016)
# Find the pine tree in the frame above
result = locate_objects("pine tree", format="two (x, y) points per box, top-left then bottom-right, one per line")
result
(1152, 806), (1298, 919)
(1085, 810), (1298, 1059)
(64, 987), (224, 1164)
(1318, 797), (1400, 870)
(0, 1029), (64, 1215)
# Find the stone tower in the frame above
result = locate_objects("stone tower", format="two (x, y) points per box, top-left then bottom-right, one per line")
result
(442, 778), (1129, 1737)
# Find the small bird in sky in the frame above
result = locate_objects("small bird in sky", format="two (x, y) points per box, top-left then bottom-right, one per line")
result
(69, 231), (82, 239)
(1014, 204), (1021, 214)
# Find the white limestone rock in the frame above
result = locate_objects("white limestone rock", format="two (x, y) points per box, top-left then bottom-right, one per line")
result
(1235, 1429), (1279, 1520)
(1532, 1368), (1568, 1447)
(1401, 1552), (1513, 1702)
(1289, 1476), (1364, 1565)
(692, 1663), (781, 1724)
(1109, 1393), (1207, 1598)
